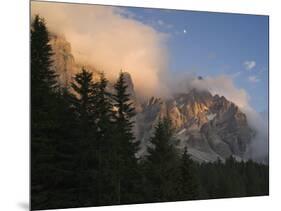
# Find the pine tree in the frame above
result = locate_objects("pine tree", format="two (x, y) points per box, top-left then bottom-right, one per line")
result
(71, 68), (95, 133)
(31, 15), (57, 99)
(112, 71), (136, 141)
(31, 15), (58, 133)
(70, 68), (97, 205)
(93, 72), (113, 138)
(144, 117), (180, 202)
(179, 146), (199, 200)
(112, 71), (140, 204)
(91, 72), (116, 205)
(31, 14), (60, 210)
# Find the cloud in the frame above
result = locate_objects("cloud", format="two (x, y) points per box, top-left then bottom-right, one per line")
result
(248, 75), (260, 83)
(244, 107), (268, 162)
(31, 1), (169, 98)
(167, 73), (250, 109)
(243, 60), (256, 70)
(231, 71), (241, 78)
(149, 19), (173, 30)
(174, 74), (250, 109)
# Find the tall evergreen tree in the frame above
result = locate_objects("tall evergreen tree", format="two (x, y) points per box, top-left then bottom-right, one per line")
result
(70, 68), (97, 205)
(91, 72), (116, 205)
(178, 146), (199, 200)
(31, 15), (57, 99)
(31, 14), (60, 210)
(144, 117), (180, 202)
(71, 68), (95, 134)
(112, 71), (140, 204)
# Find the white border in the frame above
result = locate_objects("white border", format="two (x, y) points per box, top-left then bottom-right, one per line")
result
(1, 0), (280, 210)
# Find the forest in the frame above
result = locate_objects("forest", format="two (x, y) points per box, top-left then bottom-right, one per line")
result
(31, 15), (269, 210)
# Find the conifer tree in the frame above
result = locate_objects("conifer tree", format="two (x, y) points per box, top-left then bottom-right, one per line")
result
(93, 73), (113, 135)
(144, 117), (180, 202)
(179, 146), (199, 200)
(112, 71), (140, 204)
(91, 72), (116, 205)
(31, 14), (60, 210)
(31, 15), (57, 99)
(71, 68), (97, 205)
(71, 68), (95, 134)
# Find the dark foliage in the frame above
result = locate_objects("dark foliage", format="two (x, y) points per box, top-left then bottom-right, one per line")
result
(178, 147), (200, 200)
(197, 157), (269, 199)
(143, 118), (181, 202)
(111, 72), (141, 204)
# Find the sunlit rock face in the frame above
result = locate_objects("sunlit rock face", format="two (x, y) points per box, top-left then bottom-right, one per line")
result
(137, 89), (254, 162)
(49, 33), (100, 86)
(49, 33), (77, 86)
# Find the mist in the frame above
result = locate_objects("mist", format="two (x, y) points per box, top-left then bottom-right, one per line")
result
(31, 1), (169, 98)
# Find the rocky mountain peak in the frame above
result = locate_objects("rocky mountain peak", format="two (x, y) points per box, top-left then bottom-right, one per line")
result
(137, 88), (254, 162)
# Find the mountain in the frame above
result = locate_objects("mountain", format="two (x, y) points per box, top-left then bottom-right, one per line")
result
(49, 33), (100, 86)
(49, 33), (255, 162)
(136, 89), (255, 162)
(49, 33), (77, 86)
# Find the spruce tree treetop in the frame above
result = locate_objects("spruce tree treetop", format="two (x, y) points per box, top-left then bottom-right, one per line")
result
(144, 117), (180, 201)
(112, 70), (139, 158)
(31, 14), (57, 93)
(71, 68), (94, 100)
(112, 71), (139, 204)
(113, 71), (136, 141)
(113, 71), (135, 121)
(93, 72), (113, 129)
(147, 117), (177, 164)
(92, 71), (114, 148)
(71, 68), (95, 130)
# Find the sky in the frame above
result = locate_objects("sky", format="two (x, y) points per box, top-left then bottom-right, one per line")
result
(123, 7), (269, 112)
(31, 1), (269, 113)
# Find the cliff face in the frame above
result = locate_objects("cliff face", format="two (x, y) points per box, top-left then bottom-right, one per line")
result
(49, 33), (100, 86)
(137, 89), (254, 162)
(49, 33), (77, 87)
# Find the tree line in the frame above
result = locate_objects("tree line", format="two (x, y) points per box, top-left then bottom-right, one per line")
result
(31, 15), (269, 210)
